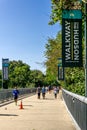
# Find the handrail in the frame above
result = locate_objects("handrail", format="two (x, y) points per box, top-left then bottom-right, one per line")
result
(62, 89), (87, 130)
(63, 89), (87, 104)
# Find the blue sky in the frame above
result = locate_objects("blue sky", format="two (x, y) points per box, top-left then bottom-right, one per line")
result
(0, 0), (61, 73)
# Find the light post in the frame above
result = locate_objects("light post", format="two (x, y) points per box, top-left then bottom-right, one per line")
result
(82, 0), (87, 97)
(83, 1), (87, 130)
(85, 2), (87, 97)
(83, 0), (87, 97)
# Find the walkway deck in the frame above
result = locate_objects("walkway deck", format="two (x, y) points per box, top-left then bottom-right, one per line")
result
(0, 90), (76, 130)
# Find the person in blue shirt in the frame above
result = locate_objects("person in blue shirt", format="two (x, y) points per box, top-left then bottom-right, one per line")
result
(12, 87), (19, 105)
(42, 86), (46, 99)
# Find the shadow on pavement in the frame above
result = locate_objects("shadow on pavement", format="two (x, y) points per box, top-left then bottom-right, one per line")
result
(0, 114), (18, 116)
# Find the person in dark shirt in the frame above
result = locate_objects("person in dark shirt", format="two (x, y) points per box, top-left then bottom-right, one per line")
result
(37, 86), (41, 99)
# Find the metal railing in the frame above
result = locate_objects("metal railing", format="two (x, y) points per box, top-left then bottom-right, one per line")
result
(0, 88), (36, 106)
(62, 89), (87, 130)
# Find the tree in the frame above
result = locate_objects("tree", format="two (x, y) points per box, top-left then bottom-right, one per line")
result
(30, 70), (45, 87)
(44, 32), (62, 86)
(8, 60), (31, 88)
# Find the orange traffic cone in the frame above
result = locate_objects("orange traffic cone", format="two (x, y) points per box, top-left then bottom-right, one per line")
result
(19, 100), (24, 109)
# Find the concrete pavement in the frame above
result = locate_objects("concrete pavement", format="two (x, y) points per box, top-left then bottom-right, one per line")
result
(0, 90), (76, 130)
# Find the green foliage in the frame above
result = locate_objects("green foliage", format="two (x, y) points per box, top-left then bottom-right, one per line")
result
(63, 68), (85, 95)
(8, 60), (31, 88)
(44, 31), (62, 75)
(44, 32), (62, 86)
(30, 69), (45, 87)
(44, 70), (59, 86)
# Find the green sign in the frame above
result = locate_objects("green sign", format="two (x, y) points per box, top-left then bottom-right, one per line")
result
(62, 10), (82, 19)
(58, 66), (64, 80)
(62, 9), (82, 67)
(3, 63), (9, 67)
(2, 58), (9, 80)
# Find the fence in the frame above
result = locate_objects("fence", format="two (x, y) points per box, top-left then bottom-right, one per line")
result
(0, 88), (36, 106)
(62, 89), (87, 130)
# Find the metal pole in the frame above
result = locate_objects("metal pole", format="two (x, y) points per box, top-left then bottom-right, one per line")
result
(2, 76), (3, 89)
(85, 3), (87, 97)
(84, 3), (87, 130)
(2, 58), (3, 89)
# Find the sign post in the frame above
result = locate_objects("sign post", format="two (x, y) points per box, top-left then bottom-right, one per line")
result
(81, 0), (87, 97)
(2, 58), (9, 89)
(84, 2), (87, 97)
(58, 58), (64, 80)
(84, 3), (87, 130)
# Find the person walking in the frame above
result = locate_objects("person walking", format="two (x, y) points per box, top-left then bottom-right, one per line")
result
(56, 86), (59, 94)
(53, 86), (57, 99)
(36, 86), (41, 99)
(42, 86), (46, 99)
(12, 87), (19, 105)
